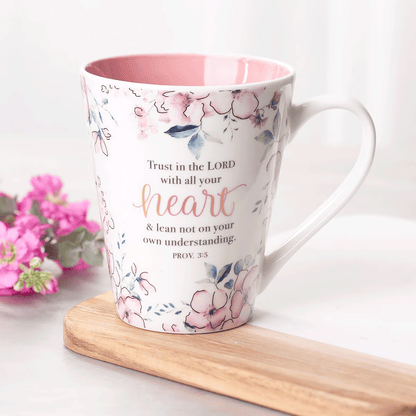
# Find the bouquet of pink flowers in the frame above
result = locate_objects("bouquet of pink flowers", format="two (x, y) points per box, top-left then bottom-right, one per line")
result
(0, 174), (103, 296)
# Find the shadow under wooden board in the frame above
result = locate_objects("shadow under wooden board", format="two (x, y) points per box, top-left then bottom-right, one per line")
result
(63, 292), (416, 416)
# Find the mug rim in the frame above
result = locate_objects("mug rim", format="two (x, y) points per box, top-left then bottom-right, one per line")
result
(80, 52), (296, 90)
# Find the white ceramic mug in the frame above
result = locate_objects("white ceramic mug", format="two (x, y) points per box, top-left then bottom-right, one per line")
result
(80, 54), (375, 334)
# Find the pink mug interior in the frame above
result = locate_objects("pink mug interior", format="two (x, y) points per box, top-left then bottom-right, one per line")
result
(84, 54), (292, 87)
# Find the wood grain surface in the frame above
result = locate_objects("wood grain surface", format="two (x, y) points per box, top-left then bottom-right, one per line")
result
(63, 292), (416, 416)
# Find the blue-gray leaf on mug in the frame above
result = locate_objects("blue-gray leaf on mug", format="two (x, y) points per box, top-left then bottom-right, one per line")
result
(255, 130), (273, 145)
(204, 263), (217, 280)
(234, 259), (244, 275)
(204, 132), (223, 144)
(164, 124), (199, 138)
(217, 263), (232, 284)
(273, 110), (280, 136)
(188, 132), (205, 159)
(260, 142), (274, 162)
(244, 255), (253, 267)
(224, 279), (234, 290)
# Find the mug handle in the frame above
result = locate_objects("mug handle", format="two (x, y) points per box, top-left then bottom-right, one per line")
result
(259, 95), (376, 293)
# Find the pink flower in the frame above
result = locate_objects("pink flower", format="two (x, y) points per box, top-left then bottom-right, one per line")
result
(28, 174), (67, 203)
(249, 110), (268, 129)
(162, 323), (180, 333)
(14, 214), (50, 240)
(209, 89), (262, 119)
(134, 107), (158, 139)
(230, 266), (259, 322)
(155, 91), (209, 125)
(92, 128), (111, 156)
(40, 277), (59, 294)
(0, 222), (43, 290)
(116, 288), (145, 328)
(185, 289), (228, 330)
(134, 271), (156, 296)
(18, 174), (67, 217)
(54, 201), (92, 237)
(268, 90), (281, 110)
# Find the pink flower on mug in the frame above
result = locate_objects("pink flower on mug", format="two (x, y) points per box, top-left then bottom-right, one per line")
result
(185, 289), (228, 330)
(96, 177), (115, 235)
(0, 222), (43, 290)
(155, 91), (209, 125)
(249, 110), (268, 129)
(134, 106), (158, 139)
(230, 265), (259, 322)
(92, 128), (111, 156)
(135, 271), (156, 296)
(268, 90), (281, 110)
(162, 323), (180, 333)
(116, 288), (145, 328)
(220, 318), (238, 331)
(210, 89), (262, 119)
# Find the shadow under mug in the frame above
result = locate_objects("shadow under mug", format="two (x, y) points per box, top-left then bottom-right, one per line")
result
(80, 53), (375, 334)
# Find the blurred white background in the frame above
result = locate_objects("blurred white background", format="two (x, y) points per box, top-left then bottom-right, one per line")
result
(1, 0), (415, 230)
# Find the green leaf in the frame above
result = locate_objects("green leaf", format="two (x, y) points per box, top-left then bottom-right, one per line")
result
(58, 241), (81, 268)
(81, 240), (104, 266)
(62, 227), (97, 244)
(32, 282), (42, 293)
(13, 280), (24, 291)
(0, 196), (17, 225)
(44, 241), (59, 260)
(29, 200), (49, 224)
(0, 195), (16, 213)
(29, 257), (42, 269)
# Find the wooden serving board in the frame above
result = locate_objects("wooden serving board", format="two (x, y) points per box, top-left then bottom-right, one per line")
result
(63, 292), (416, 416)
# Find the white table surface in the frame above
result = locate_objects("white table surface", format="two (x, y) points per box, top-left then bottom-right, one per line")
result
(1, 137), (415, 416)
